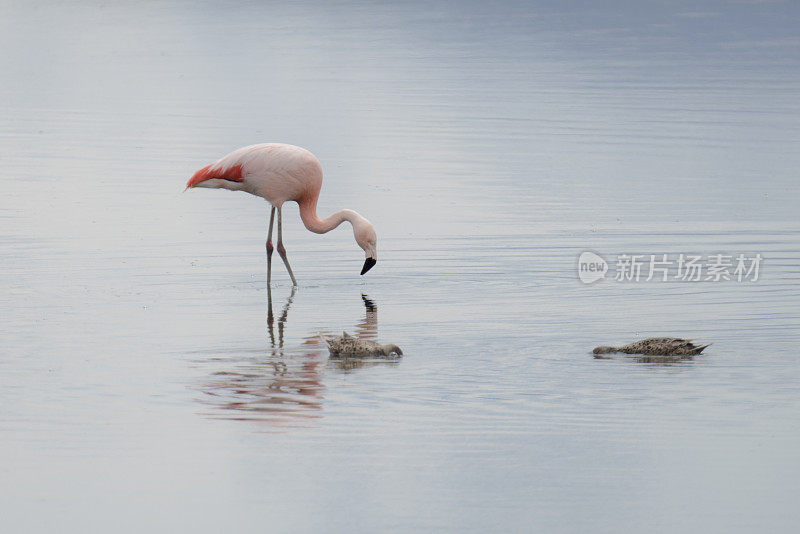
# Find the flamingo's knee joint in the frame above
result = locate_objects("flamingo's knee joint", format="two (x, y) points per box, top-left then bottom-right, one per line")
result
(266, 241), (274, 256)
(277, 243), (287, 256)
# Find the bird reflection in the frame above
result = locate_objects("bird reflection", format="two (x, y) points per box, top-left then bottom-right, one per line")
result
(197, 287), (394, 427)
(267, 285), (296, 353)
(593, 353), (696, 365)
(355, 294), (378, 339)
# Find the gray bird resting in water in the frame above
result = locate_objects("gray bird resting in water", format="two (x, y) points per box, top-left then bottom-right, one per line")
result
(593, 337), (710, 356)
(322, 331), (403, 358)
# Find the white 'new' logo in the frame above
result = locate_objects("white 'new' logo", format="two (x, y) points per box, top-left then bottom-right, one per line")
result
(578, 251), (608, 284)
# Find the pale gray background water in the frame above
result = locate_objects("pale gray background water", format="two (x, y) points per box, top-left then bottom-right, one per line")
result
(2, 1), (799, 532)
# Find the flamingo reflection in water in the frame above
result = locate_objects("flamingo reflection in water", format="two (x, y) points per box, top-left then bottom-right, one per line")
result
(198, 287), (395, 428)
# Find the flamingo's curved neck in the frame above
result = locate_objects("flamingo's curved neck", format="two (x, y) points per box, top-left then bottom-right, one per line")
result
(298, 196), (360, 234)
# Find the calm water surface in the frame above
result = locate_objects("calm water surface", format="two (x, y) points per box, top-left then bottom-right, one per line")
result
(2, 1), (800, 532)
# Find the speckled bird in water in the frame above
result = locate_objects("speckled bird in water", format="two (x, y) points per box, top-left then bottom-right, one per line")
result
(323, 331), (402, 358)
(593, 338), (711, 356)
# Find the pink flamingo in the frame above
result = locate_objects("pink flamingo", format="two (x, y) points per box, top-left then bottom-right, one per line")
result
(186, 143), (377, 286)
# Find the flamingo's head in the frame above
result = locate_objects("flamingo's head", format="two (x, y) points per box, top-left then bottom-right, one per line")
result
(354, 219), (377, 275)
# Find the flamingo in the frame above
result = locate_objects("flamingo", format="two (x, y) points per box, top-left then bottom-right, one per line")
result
(186, 143), (378, 286)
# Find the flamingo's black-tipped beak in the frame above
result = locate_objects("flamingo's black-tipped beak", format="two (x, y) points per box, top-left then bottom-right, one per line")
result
(361, 257), (377, 275)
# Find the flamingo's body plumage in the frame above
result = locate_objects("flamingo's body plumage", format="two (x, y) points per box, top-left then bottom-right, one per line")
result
(187, 144), (322, 206)
(187, 144), (377, 285)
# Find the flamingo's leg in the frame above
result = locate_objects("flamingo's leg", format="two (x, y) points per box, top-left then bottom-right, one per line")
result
(266, 206), (276, 287)
(277, 206), (298, 287)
